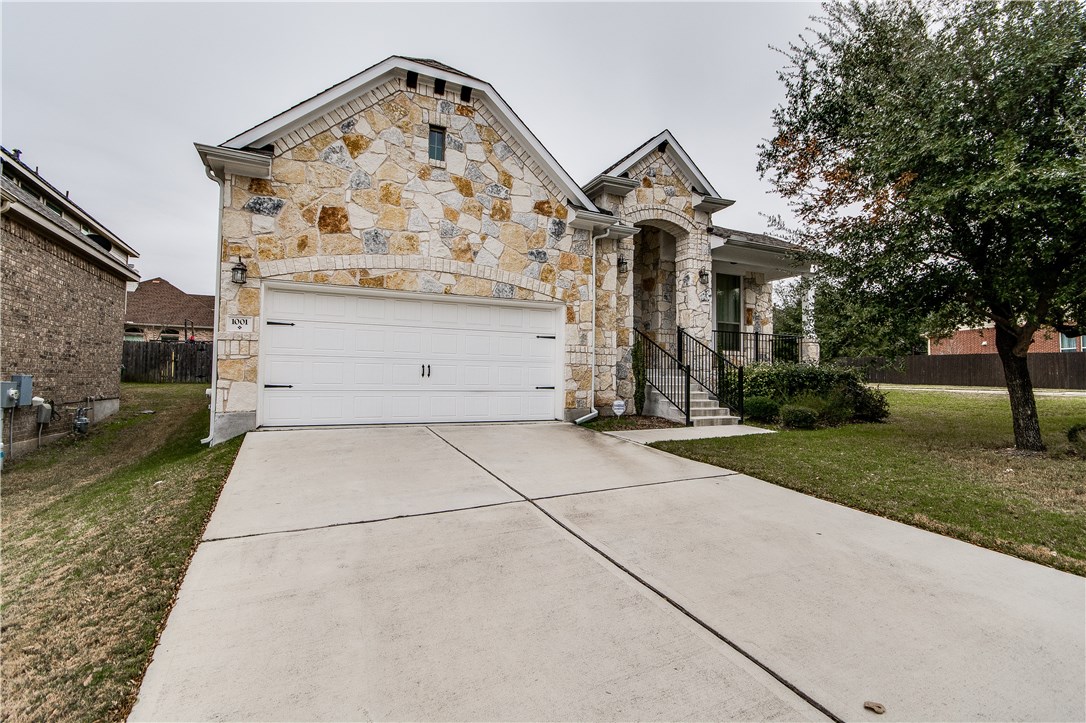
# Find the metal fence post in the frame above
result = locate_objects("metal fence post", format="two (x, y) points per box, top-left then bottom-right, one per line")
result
(684, 364), (692, 426)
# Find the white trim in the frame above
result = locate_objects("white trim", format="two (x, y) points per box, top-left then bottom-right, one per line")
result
(215, 56), (597, 212)
(255, 279), (566, 427)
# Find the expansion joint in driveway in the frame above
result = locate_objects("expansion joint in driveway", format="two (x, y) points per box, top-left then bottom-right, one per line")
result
(201, 500), (521, 543)
(424, 426), (845, 723)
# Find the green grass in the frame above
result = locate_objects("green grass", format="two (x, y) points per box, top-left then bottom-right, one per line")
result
(2, 384), (243, 722)
(652, 390), (1086, 576)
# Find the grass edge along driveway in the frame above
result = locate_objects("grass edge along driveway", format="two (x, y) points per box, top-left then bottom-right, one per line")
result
(1, 383), (243, 722)
(652, 390), (1086, 577)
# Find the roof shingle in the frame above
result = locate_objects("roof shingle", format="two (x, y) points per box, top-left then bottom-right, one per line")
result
(125, 278), (214, 328)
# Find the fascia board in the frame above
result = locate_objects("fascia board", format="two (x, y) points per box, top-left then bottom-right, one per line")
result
(694, 196), (736, 214)
(569, 207), (618, 231)
(218, 57), (597, 212)
(4, 198), (140, 281)
(195, 143), (273, 180)
(607, 130), (722, 199)
(582, 174), (639, 197)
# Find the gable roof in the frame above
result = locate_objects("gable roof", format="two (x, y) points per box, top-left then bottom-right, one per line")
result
(213, 56), (597, 212)
(125, 277), (214, 328)
(599, 130), (723, 200)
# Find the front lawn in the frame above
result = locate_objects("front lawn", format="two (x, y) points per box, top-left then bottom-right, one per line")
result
(1, 384), (243, 721)
(653, 390), (1086, 576)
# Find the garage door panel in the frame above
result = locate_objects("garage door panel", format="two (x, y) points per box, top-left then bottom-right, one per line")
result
(393, 299), (424, 322)
(261, 289), (559, 426)
(391, 363), (426, 387)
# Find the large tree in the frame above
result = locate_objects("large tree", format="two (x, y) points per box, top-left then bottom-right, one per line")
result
(759, 0), (1086, 450)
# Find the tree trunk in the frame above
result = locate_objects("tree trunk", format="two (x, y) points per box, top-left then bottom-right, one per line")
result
(994, 325), (1045, 451)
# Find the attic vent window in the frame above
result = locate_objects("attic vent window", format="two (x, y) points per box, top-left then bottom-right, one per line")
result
(406, 71), (419, 89)
(434, 78), (446, 96)
(428, 126), (446, 162)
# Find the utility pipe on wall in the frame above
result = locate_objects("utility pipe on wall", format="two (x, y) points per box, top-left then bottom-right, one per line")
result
(200, 167), (226, 445)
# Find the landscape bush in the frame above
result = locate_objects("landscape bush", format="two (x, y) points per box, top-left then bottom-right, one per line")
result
(744, 396), (781, 422)
(744, 362), (889, 425)
(780, 404), (819, 429)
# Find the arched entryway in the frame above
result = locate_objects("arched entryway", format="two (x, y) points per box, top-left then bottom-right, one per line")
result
(632, 222), (679, 351)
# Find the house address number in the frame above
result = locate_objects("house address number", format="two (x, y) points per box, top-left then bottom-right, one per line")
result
(228, 316), (253, 332)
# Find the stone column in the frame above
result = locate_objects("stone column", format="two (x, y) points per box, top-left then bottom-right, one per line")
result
(615, 235), (636, 406)
(675, 228), (713, 343)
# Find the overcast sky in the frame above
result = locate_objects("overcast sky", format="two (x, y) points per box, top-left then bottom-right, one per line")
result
(2, 1), (818, 294)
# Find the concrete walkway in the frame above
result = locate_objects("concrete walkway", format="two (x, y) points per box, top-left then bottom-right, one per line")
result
(131, 423), (1085, 722)
(606, 423), (774, 445)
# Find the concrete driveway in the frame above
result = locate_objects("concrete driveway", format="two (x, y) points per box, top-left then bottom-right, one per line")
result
(131, 422), (1085, 722)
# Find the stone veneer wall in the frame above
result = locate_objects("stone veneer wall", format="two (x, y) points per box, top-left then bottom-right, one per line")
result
(743, 272), (774, 334)
(213, 76), (599, 432)
(632, 227), (676, 349)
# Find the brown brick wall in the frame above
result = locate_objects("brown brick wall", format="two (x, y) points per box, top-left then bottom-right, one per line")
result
(929, 327), (1079, 355)
(1, 216), (128, 447)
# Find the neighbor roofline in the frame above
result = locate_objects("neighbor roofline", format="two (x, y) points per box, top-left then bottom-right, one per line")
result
(0, 190), (140, 281)
(1, 146), (139, 258)
(212, 55), (597, 211)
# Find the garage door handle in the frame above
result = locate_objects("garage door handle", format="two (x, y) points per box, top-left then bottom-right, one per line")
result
(536, 334), (556, 339)
(266, 321), (295, 326)
(264, 384), (293, 388)
(427, 364), (431, 377)
(536, 386), (555, 390)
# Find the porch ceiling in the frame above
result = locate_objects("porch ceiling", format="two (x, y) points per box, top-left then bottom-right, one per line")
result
(711, 243), (811, 281)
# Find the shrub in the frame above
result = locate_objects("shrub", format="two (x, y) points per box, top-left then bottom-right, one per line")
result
(781, 404), (819, 429)
(744, 362), (890, 423)
(744, 396), (780, 422)
(849, 385), (890, 422)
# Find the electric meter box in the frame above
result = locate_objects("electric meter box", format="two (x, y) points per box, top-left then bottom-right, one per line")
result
(1, 382), (17, 409)
(11, 375), (32, 406)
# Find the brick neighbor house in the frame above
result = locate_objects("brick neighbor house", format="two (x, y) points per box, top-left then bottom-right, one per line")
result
(1, 146), (140, 457)
(929, 325), (1084, 355)
(195, 56), (814, 443)
(125, 277), (214, 342)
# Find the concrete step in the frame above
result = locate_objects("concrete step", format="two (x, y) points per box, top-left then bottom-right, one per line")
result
(690, 406), (732, 417)
(690, 414), (741, 427)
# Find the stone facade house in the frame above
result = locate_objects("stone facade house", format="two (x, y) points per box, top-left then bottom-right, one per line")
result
(196, 56), (811, 443)
(1, 146), (140, 457)
(125, 277), (215, 342)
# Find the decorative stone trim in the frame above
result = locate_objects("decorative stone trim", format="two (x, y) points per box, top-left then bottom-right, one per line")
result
(623, 205), (698, 235)
(256, 254), (563, 300)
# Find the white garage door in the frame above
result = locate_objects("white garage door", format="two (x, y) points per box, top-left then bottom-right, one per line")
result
(259, 286), (561, 426)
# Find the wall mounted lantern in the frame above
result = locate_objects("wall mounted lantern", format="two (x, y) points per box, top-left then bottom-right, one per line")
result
(231, 257), (248, 285)
(698, 268), (710, 285)
(617, 256), (629, 274)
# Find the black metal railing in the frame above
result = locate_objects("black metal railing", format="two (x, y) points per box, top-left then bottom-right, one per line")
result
(678, 327), (744, 421)
(714, 330), (804, 367)
(635, 329), (691, 426)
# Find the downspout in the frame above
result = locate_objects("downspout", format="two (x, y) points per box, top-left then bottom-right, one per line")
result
(200, 166), (225, 445)
(574, 225), (619, 425)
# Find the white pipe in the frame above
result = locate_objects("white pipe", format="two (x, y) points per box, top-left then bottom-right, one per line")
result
(575, 226), (621, 425)
(200, 167), (225, 445)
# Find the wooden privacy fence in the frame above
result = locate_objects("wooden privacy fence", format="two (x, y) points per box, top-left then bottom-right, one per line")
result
(838, 353), (1086, 390)
(122, 341), (213, 383)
